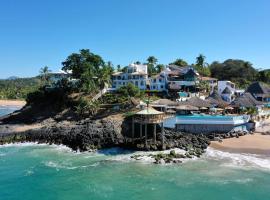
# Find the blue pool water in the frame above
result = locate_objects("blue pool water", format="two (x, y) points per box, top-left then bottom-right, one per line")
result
(176, 114), (244, 120)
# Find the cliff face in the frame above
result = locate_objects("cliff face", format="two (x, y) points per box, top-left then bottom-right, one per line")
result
(0, 118), (125, 151)
(0, 104), (211, 153)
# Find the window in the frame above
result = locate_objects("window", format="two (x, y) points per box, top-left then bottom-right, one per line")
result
(141, 81), (144, 86)
(161, 85), (164, 89)
(159, 78), (162, 82)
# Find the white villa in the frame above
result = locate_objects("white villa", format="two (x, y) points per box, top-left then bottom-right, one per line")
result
(111, 63), (219, 95)
(149, 73), (166, 91)
(48, 70), (72, 84)
(218, 81), (244, 102)
(111, 63), (148, 90)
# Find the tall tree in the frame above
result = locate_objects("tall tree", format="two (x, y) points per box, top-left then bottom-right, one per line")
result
(39, 66), (51, 84)
(156, 64), (165, 73)
(209, 59), (258, 88)
(196, 54), (206, 67)
(62, 49), (104, 80)
(116, 64), (121, 72)
(195, 54), (211, 77)
(62, 49), (111, 93)
(146, 56), (158, 76)
(171, 58), (188, 67)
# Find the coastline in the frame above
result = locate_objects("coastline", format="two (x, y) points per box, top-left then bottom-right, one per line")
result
(0, 99), (26, 107)
(210, 118), (270, 155)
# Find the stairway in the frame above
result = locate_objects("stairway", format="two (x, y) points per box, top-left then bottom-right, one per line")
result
(92, 84), (108, 101)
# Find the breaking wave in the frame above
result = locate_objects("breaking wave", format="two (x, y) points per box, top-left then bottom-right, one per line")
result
(204, 147), (270, 170)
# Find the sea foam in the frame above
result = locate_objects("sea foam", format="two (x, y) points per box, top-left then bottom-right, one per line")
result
(205, 147), (270, 170)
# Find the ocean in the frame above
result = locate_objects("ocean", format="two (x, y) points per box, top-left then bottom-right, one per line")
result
(1, 106), (270, 200)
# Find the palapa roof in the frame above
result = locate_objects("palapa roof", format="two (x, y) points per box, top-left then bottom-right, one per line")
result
(201, 76), (218, 81)
(178, 97), (211, 108)
(151, 99), (178, 106)
(167, 65), (199, 76)
(206, 90), (229, 108)
(176, 105), (199, 111)
(231, 93), (264, 108)
(136, 107), (164, 115)
(246, 82), (270, 97)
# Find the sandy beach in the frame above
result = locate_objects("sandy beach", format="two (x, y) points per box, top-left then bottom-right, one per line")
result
(210, 118), (270, 155)
(0, 99), (26, 107)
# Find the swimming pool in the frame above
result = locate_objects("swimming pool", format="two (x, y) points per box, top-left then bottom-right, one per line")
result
(164, 114), (250, 128)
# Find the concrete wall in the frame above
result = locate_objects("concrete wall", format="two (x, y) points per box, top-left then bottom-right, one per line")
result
(175, 124), (235, 134)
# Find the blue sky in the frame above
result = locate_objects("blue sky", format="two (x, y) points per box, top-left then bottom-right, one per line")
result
(0, 0), (269, 78)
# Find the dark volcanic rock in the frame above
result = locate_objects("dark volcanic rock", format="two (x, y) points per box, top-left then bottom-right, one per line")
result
(0, 118), (124, 151)
(0, 119), (211, 154)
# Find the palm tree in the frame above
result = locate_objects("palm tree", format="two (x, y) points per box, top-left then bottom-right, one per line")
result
(156, 64), (165, 73)
(147, 56), (158, 65)
(97, 65), (113, 89)
(196, 54), (206, 68)
(146, 56), (158, 76)
(39, 66), (51, 84)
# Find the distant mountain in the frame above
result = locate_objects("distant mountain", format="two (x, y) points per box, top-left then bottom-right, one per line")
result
(7, 76), (20, 80)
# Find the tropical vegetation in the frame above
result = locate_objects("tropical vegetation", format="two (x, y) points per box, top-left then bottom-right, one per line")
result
(0, 77), (41, 99)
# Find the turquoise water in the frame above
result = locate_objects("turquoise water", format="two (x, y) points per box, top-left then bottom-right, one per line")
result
(0, 105), (21, 117)
(1, 145), (270, 200)
(1, 106), (270, 200)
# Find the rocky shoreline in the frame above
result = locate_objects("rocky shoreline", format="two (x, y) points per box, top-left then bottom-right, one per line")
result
(0, 115), (211, 163)
(0, 105), (254, 164)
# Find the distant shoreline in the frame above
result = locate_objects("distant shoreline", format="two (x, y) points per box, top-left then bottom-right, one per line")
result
(0, 99), (26, 107)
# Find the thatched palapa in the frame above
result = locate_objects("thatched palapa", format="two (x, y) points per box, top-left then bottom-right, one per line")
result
(230, 93), (264, 108)
(206, 90), (229, 108)
(178, 97), (211, 108)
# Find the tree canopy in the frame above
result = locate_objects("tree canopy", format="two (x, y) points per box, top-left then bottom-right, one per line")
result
(194, 54), (211, 77)
(0, 77), (41, 99)
(209, 59), (258, 88)
(171, 58), (188, 67)
(62, 49), (113, 93)
(146, 56), (158, 76)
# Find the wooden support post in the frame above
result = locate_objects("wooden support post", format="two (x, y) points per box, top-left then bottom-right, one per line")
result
(132, 117), (134, 144)
(161, 122), (164, 148)
(145, 123), (147, 146)
(140, 123), (142, 139)
(153, 123), (157, 144)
